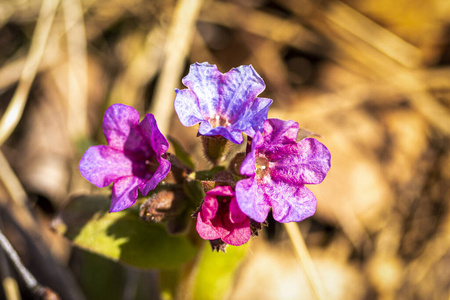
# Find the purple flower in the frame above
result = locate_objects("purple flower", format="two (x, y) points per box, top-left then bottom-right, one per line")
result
(174, 62), (273, 144)
(235, 119), (331, 223)
(79, 104), (171, 212)
(196, 186), (251, 246)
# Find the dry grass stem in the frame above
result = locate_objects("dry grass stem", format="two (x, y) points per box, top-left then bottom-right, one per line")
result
(0, 0), (59, 146)
(108, 26), (166, 108)
(149, 0), (204, 135)
(63, 0), (88, 141)
(0, 151), (27, 207)
(284, 222), (327, 300)
(326, 1), (422, 68)
(1, 277), (20, 300)
(200, 2), (322, 54)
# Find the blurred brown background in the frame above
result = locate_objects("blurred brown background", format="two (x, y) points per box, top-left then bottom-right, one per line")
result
(0, 0), (449, 299)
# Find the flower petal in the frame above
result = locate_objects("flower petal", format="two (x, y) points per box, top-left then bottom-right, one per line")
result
(196, 212), (222, 240)
(139, 157), (171, 195)
(222, 222), (251, 246)
(263, 118), (299, 146)
(198, 123), (244, 144)
(207, 185), (235, 197)
(264, 181), (316, 223)
(102, 104), (140, 151)
(174, 89), (205, 127)
(138, 113), (169, 156)
(109, 176), (143, 212)
(220, 65), (266, 121)
(182, 62), (222, 118)
(235, 177), (271, 223)
(240, 131), (264, 176)
(201, 194), (219, 220)
(229, 196), (247, 224)
(79, 145), (133, 188)
(269, 138), (331, 185)
(233, 97), (272, 137)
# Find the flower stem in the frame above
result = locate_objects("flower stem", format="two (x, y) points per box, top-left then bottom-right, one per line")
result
(284, 222), (327, 300)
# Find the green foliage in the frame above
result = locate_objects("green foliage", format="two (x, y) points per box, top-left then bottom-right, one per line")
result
(192, 242), (248, 300)
(168, 136), (195, 170)
(183, 179), (205, 207)
(55, 195), (198, 269)
(71, 249), (128, 300)
(193, 166), (226, 181)
(72, 249), (162, 300)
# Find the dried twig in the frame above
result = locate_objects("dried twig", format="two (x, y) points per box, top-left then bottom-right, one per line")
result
(0, 244), (20, 300)
(0, 228), (60, 300)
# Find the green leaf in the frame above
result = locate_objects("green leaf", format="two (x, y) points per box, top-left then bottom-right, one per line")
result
(193, 166), (226, 181)
(71, 248), (129, 300)
(159, 269), (182, 300)
(168, 136), (195, 170)
(72, 248), (162, 300)
(183, 179), (205, 207)
(192, 242), (248, 300)
(54, 195), (198, 269)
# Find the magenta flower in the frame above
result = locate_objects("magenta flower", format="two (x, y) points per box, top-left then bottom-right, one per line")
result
(79, 104), (171, 212)
(174, 62), (273, 144)
(235, 119), (331, 223)
(196, 186), (251, 246)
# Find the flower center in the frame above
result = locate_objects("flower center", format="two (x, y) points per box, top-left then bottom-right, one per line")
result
(216, 196), (230, 203)
(255, 155), (269, 179)
(209, 114), (230, 128)
(145, 157), (160, 173)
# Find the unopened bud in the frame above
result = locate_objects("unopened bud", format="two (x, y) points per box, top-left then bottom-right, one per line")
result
(140, 190), (186, 223)
(213, 171), (235, 187)
(201, 135), (232, 165)
(228, 152), (246, 176)
(200, 171), (235, 194)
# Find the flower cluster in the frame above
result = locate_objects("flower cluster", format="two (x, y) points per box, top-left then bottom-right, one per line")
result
(79, 62), (331, 251)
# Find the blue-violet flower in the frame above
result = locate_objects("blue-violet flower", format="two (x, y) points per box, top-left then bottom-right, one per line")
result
(79, 104), (171, 212)
(174, 62), (273, 144)
(196, 186), (251, 246)
(235, 119), (331, 223)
